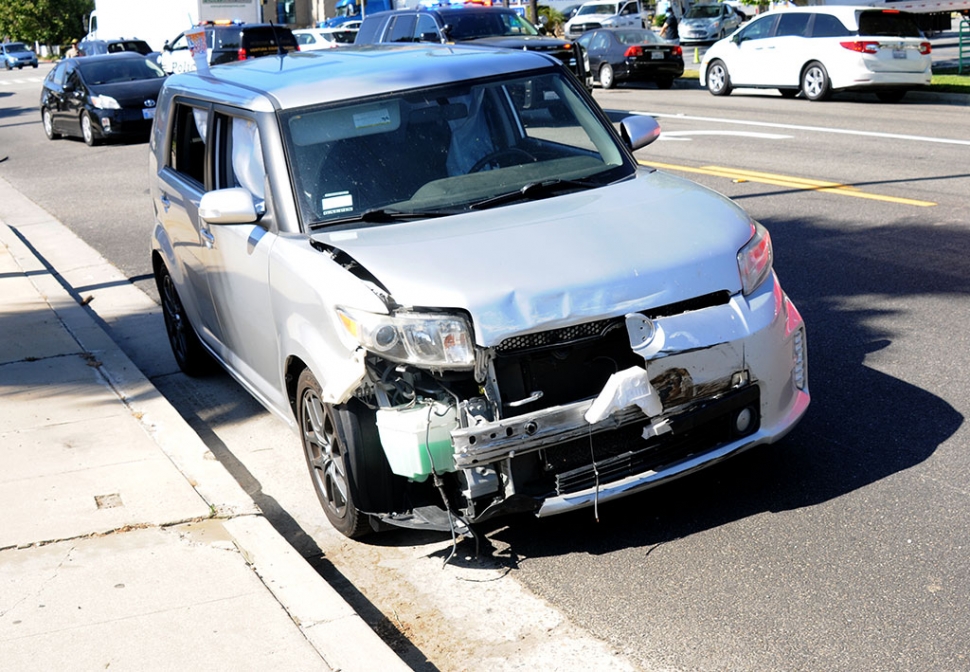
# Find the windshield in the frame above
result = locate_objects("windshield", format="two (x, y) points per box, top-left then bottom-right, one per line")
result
(445, 11), (541, 40)
(283, 71), (632, 229)
(686, 5), (720, 19)
(79, 58), (166, 84)
(7, 43), (29, 53)
(614, 29), (663, 44)
(577, 3), (619, 16)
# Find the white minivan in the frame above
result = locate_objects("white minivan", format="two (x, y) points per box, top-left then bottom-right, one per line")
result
(700, 6), (932, 102)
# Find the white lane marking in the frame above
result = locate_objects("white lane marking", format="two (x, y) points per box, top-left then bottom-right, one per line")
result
(659, 130), (793, 141)
(630, 110), (970, 147)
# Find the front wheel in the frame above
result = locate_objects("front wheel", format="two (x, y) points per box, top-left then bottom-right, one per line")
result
(801, 61), (832, 101)
(599, 63), (615, 89)
(42, 108), (59, 140)
(706, 59), (732, 96)
(297, 369), (371, 539)
(81, 111), (99, 146)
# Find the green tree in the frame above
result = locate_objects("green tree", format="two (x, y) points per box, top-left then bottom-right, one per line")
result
(0, 0), (93, 49)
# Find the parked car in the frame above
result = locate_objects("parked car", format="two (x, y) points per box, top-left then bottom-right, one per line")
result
(577, 27), (684, 88)
(149, 43), (809, 539)
(40, 52), (166, 146)
(679, 2), (742, 44)
(563, 0), (644, 38)
(77, 38), (154, 57)
(2, 42), (39, 69)
(159, 21), (298, 74)
(355, 6), (591, 90)
(293, 27), (358, 50)
(700, 6), (931, 102)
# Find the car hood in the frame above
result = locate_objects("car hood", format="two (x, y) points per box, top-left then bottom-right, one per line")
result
(312, 169), (754, 346)
(683, 18), (717, 28)
(89, 78), (167, 106)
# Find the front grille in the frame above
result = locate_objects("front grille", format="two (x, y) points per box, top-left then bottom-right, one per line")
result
(551, 384), (760, 495)
(495, 291), (731, 355)
(496, 318), (623, 354)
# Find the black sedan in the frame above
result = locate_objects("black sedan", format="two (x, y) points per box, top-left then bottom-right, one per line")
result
(40, 52), (167, 146)
(576, 28), (684, 90)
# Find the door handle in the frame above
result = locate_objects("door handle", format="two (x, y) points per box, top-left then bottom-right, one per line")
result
(200, 227), (215, 248)
(160, 193), (171, 213)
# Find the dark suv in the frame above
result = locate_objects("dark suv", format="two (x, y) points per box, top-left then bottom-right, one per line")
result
(159, 22), (298, 74)
(356, 6), (591, 90)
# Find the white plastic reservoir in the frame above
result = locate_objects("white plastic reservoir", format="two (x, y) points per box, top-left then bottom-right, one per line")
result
(376, 401), (458, 482)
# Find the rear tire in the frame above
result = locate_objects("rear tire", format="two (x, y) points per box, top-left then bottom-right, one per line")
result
(801, 61), (832, 101)
(599, 63), (615, 89)
(156, 262), (212, 376)
(706, 59), (732, 96)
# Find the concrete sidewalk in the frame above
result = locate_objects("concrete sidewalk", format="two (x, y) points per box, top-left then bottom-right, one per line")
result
(0, 206), (409, 669)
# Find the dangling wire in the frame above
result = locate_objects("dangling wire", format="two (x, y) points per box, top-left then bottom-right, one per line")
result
(588, 424), (600, 523)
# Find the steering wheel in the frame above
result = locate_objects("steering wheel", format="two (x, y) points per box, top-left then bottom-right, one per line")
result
(469, 147), (537, 173)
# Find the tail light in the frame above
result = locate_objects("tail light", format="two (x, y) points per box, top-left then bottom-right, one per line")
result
(840, 41), (880, 53)
(238, 47), (248, 60)
(919, 42), (931, 54)
(671, 45), (682, 56)
(624, 46), (643, 57)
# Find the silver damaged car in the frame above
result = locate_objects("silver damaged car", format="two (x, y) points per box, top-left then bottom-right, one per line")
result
(150, 44), (809, 539)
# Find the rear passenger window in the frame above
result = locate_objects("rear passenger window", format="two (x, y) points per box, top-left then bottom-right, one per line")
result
(169, 103), (208, 188)
(776, 13), (811, 38)
(811, 14), (851, 38)
(387, 15), (417, 42)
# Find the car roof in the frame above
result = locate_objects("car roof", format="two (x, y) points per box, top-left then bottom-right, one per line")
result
(756, 5), (896, 21)
(70, 52), (152, 65)
(162, 44), (559, 111)
(366, 5), (518, 19)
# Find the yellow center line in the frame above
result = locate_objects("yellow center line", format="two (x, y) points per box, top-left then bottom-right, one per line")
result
(639, 160), (936, 208)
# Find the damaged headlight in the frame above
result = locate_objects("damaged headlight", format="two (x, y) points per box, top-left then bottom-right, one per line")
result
(737, 221), (773, 296)
(336, 307), (475, 369)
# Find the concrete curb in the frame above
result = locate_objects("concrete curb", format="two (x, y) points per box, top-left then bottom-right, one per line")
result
(0, 174), (411, 672)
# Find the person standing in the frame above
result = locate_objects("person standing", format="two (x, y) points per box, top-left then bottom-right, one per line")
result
(659, 12), (679, 43)
(65, 39), (79, 58)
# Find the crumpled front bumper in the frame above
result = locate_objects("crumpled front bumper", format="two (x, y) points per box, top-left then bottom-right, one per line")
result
(454, 273), (809, 517)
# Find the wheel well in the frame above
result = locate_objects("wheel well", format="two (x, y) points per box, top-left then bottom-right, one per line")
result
(285, 356), (308, 419)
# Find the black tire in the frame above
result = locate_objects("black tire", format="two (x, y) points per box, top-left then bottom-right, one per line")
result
(706, 59), (732, 96)
(778, 88), (799, 99)
(297, 369), (381, 539)
(655, 76), (674, 90)
(801, 61), (832, 101)
(155, 262), (212, 376)
(599, 63), (615, 89)
(42, 108), (59, 140)
(876, 90), (907, 103)
(81, 111), (99, 146)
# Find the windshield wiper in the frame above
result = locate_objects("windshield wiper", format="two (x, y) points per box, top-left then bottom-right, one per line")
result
(468, 178), (599, 211)
(311, 207), (457, 230)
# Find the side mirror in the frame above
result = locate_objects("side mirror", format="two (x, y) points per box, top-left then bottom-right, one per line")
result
(620, 114), (661, 151)
(163, 41), (172, 52)
(198, 188), (258, 224)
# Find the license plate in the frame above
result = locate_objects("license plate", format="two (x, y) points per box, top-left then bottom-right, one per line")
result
(651, 51), (663, 59)
(142, 108), (156, 119)
(892, 49), (906, 59)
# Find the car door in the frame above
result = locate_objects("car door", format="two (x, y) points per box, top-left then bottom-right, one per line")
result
(763, 11), (814, 86)
(619, 1), (641, 28)
(578, 31), (609, 75)
(42, 62), (68, 133)
(60, 65), (88, 136)
(155, 101), (223, 345)
(722, 13), (778, 85)
(197, 109), (285, 408)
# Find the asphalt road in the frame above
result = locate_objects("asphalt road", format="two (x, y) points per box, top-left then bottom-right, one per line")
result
(3, 58), (970, 671)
